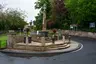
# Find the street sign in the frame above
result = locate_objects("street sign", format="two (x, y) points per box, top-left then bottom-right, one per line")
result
(90, 22), (95, 28)
(70, 25), (73, 29)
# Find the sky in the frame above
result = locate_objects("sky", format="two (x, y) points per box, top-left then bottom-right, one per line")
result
(0, 0), (39, 22)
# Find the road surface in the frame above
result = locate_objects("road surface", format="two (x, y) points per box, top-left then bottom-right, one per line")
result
(0, 36), (96, 64)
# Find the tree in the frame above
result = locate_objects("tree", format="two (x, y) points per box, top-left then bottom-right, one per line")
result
(34, 13), (43, 30)
(5, 8), (27, 30)
(35, 0), (69, 29)
(65, 0), (96, 30)
(0, 4), (27, 30)
(53, 0), (68, 29)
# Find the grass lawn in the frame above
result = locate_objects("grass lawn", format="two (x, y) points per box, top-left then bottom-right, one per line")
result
(0, 35), (8, 40)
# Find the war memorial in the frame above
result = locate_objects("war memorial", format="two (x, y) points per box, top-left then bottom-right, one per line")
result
(0, 4), (81, 57)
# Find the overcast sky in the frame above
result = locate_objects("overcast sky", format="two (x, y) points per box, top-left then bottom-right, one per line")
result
(0, 0), (39, 22)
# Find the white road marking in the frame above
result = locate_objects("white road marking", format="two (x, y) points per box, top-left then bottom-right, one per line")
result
(72, 43), (83, 53)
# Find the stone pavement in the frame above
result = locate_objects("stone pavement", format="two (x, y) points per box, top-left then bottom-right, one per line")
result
(16, 40), (65, 46)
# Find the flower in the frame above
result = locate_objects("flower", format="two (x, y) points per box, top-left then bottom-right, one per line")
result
(52, 29), (57, 33)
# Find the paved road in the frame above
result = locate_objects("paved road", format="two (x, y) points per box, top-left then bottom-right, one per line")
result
(0, 36), (96, 64)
